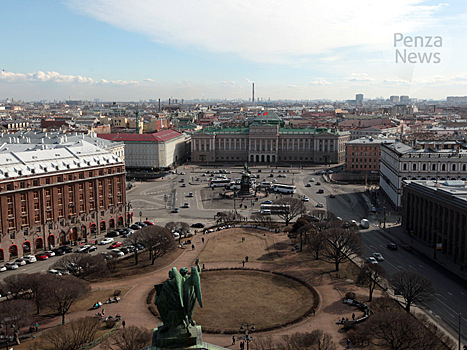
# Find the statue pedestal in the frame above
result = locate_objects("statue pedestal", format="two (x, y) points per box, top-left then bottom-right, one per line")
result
(150, 324), (203, 349)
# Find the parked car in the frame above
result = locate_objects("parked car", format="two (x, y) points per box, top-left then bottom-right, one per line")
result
(106, 230), (119, 237)
(191, 223), (205, 228)
(316, 203), (324, 208)
(130, 224), (142, 230)
(302, 197), (309, 202)
(111, 249), (124, 257)
(47, 269), (63, 275)
(315, 182), (321, 185)
(187, 192), (194, 197)
(330, 194), (336, 198)
(44, 250), (56, 257)
(23, 255), (37, 263)
(120, 247), (130, 255)
(171, 208), (179, 213)
(0, 265), (7, 272)
(317, 189), (324, 194)
(367, 257), (378, 264)
(59, 246), (74, 253)
(181, 183), (186, 187)
(100, 237), (115, 245)
(76, 245), (90, 253)
(135, 243), (145, 251)
(52, 248), (66, 256)
(373, 252), (384, 261)
(135, 222), (147, 227)
(5, 262), (19, 270)
(144, 220), (154, 225)
(305, 183), (311, 187)
(109, 242), (123, 249)
(309, 178), (315, 182)
(387, 242), (398, 250)
(371, 206), (377, 213)
(182, 203), (190, 208)
(86, 246), (97, 253)
(34, 253), (48, 260)
(14, 258), (27, 266)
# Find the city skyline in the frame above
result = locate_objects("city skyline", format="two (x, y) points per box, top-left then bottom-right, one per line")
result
(2, 0), (467, 101)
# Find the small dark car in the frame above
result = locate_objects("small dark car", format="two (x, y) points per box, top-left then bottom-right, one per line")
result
(387, 243), (398, 250)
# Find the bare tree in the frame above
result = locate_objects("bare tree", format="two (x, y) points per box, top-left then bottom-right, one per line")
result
(390, 271), (435, 312)
(140, 225), (176, 265)
(44, 275), (91, 324)
(311, 209), (336, 222)
(75, 254), (108, 279)
(164, 221), (190, 234)
(124, 230), (145, 265)
(251, 213), (273, 226)
(274, 198), (306, 226)
(251, 335), (276, 350)
(51, 253), (84, 277)
(0, 299), (34, 330)
(301, 224), (327, 260)
(40, 316), (101, 350)
(320, 228), (362, 271)
(103, 326), (152, 350)
(164, 221), (178, 232)
(279, 330), (336, 350)
(4, 273), (52, 314)
(356, 263), (386, 301)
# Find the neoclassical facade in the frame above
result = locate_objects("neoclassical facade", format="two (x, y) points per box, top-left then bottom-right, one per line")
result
(191, 122), (349, 165)
(402, 180), (467, 267)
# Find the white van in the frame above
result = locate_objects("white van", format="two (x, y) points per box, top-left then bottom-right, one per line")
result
(360, 219), (370, 229)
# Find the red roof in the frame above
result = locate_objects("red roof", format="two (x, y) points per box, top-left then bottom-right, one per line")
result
(97, 129), (183, 142)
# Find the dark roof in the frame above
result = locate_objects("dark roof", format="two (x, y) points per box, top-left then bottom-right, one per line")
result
(97, 129), (183, 142)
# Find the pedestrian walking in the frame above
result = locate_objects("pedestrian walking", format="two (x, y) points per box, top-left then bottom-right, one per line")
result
(313, 308), (316, 316)
(352, 313), (355, 320)
(346, 338), (351, 349)
(35, 322), (39, 331)
(245, 256), (249, 263)
(202, 237), (205, 243)
(202, 263), (205, 269)
(192, 244), (195, 250)
(102, 309), (105, 316)
(232, 336), (236, 345)
(242, 260), (245, 268)
(122, 320), (126, 328)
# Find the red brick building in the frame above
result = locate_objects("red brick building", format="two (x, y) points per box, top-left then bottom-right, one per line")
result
(0, 141), (126, 262)
(345, 136), (395, 173)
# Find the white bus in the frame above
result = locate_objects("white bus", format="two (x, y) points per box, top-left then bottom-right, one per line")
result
(260, 203), (291, 214)
(271, 184), (296, 194)
(210, 178), (231, 187)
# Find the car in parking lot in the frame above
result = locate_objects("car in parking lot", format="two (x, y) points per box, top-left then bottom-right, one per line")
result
(0, 265), (7, 272)
(305, 183), (311, 187)
(23, 255), (37, 263)
(135, 221), (147, 227)
(120, 247), (130, 255)
(373, 252), (384, 261)
(35, 253), (49, 260)
(191, 223), (205, 228)
(187, 192), (194, 197)
(47, 269), (63, 275)
(302, 197), (309, 202)
(106, 230), (120, 237)
(44, 250), (55, 257)
(181, 183), (186, 187)
(315, 182), (321, 185)
(144, 220), (154, 225)
(14, 258), (27, 266)
(330, 194), (336, 198)
(387, 242), (398, 250)
(317, 189), (324, 194)
(316, 203), (324, 208)
(309, 178), (315, 182)
(182, 202), (190, 208)
(77, 245), (91, 253)
(5, 262), (19, 270)
(59, 246), (74, 254)
(111, 249), (124, 257)
(171, 208), (179, 213)
(52, 248), (66, 256)
(180, 172), (185, 175)
(367, 257), (378, 264)
(278, 174), (287, 178)
(109, 241), (123, 249)
(130, 224), (142, 230)
(100, 237), (115, 245)
(86, 246), (98, 253)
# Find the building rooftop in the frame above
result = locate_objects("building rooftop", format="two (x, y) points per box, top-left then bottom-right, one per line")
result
(347, 136), (396, 145)
(98, 129), (183, 142)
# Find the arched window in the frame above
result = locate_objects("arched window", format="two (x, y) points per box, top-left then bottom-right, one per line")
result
(412, 164), (417, 171)
(422, 164), (427, 171)
(452, 164), (456, 171)
(442, 164), (446, 171)
(463, 164), (467, 171)
(432, 164), (436, 171)
(403, 163), (407, 171)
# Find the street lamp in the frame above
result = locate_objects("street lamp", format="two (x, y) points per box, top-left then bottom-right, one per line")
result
(383, 206), (386, 229)
(239, 323), (255, 350)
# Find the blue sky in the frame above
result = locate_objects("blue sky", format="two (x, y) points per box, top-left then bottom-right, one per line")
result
(1, 0), (467, 101)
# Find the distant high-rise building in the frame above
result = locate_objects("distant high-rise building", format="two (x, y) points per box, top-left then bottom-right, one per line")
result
(400, 95), (410, 103)
(356, 94), (363, 106)
(390, 95), (400, 103)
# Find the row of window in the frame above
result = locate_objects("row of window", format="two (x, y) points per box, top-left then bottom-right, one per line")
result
(402, 163), (467, 172)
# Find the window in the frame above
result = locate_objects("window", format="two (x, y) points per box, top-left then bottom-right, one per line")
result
(7, 195), (13, 204)
(34, 213), (40, 223)
(20, 193), (26, 201)
(412, 164), (417, 171)
(442, 164), (446, 171)
(34, 202), (39, 210)
(7, 183), (13, 190)
(33, 191), (39, 199)
(422, 164), (427, 171)
(79, 172), (84, 179)
(58, 208), (64, 217)
(403, 163), (407, 171)
(89, 171), (93, 177)
(432, 164), (436, 171)
(20, 181), (25, 189)
(57, 176), (63, 182)
(463, 164), (467, 171)
(45, 178), (50, 184)
(452, 164), (456, 171)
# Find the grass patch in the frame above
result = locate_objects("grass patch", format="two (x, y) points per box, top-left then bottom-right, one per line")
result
(194, 270), (314, 331)
(199, 229), (281, 264)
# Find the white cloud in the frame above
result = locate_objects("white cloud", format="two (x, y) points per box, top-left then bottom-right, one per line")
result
(346, 73), (375, 82)
(309, 79), (332, 85)
(0, 70), (138, 86)
(66, 0), (443, 64)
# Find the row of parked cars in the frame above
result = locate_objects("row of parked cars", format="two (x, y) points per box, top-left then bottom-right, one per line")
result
(0, 246), (75, 272)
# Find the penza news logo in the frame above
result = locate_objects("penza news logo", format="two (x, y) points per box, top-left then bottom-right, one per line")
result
(394, 33), (442, 64)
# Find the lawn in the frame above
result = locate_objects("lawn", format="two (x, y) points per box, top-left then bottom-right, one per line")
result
(194, 270), (314, 331)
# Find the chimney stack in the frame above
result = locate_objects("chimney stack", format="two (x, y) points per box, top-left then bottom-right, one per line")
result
(252, 83), (255, 104)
